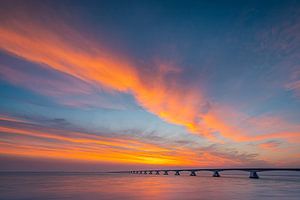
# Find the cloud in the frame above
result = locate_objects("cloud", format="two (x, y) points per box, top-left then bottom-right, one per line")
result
(199, 144), (267, 167)
(0, 115), (272, 168)
(259, 140), (281, 150)
(0, 7), (209, 138)
(286, 80), (300, 99)
(0, 61), (131, 110)
(0, 63), (92, 95)
(255, 7), (300, 99)
(200, 105), (300, 143)
(0, 3), (299, 145)
(0, 117), (177, 165)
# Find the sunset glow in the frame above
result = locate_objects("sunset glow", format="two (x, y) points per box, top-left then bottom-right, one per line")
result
(0, 0), (299, 171)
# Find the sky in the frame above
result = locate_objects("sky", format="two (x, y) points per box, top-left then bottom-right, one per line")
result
(0, 0), (299, 171)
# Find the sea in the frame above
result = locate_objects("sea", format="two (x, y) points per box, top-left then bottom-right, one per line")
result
(0, 171), (300, 200)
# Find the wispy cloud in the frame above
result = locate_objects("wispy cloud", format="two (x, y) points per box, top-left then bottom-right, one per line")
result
(0, 115), (273, 167)
(198, 104), (300, 143)
(0, 4), (299, 146)
(0, 62), (132, 110)
(0, 63), (93, 96)
(286, 80), (300, 99)
(259, 140), (281, 150)
(0, 8), (209, 138)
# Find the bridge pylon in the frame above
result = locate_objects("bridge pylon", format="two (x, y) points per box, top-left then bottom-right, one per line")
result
(249, 171), (259, 179)
(213, 171), (220, 177)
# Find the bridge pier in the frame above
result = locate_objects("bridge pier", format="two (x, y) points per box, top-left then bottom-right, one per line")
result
(213, 171), (220, 177)
(140, 171), (143, 174)
(249, 171), (259, 179)
(163, 171), (169, 175)
(144, 171), (147, 174)
(190, 171), (197, 176)
(155, 171), (160, 175)
(149, 171), (153, 174)
(175, 171), (180, 175)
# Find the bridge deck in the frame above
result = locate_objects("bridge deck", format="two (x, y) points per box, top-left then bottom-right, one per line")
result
(152, 168), (300, 172)
(128, 168), (300, 179)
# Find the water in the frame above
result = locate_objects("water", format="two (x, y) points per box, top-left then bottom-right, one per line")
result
(0, 172), (300, 200)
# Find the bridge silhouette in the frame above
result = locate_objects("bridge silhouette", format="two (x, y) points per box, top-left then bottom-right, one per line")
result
(128, 168), (300, 179)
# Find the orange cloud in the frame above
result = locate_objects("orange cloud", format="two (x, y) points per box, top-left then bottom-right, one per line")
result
(0, 126), (178, 165)
(198, 104), (300, 143)
(259, 141), (280, 149)
(0, 12), (206, 138)
(0, 116), (264, 167)
(1, 9), (299, 145)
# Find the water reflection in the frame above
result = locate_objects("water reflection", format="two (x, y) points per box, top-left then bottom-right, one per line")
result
(0, 172), (299, 200)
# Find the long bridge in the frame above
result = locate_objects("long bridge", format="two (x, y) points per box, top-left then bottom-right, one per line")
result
(128, 168), (300, 179)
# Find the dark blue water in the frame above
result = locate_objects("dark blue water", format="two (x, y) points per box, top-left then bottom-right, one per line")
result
(0, 171), (300, 200)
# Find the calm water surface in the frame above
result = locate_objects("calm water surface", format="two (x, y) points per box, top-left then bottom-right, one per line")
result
(0, 172), (300, 200)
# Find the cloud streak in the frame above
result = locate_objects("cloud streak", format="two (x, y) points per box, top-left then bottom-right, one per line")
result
(0, 116), (270, 167)
(0, 4), (299, 146)
(0, 8), (208, 138)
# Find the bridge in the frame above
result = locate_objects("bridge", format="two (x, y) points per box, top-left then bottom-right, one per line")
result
(128, 168), (300, 179)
